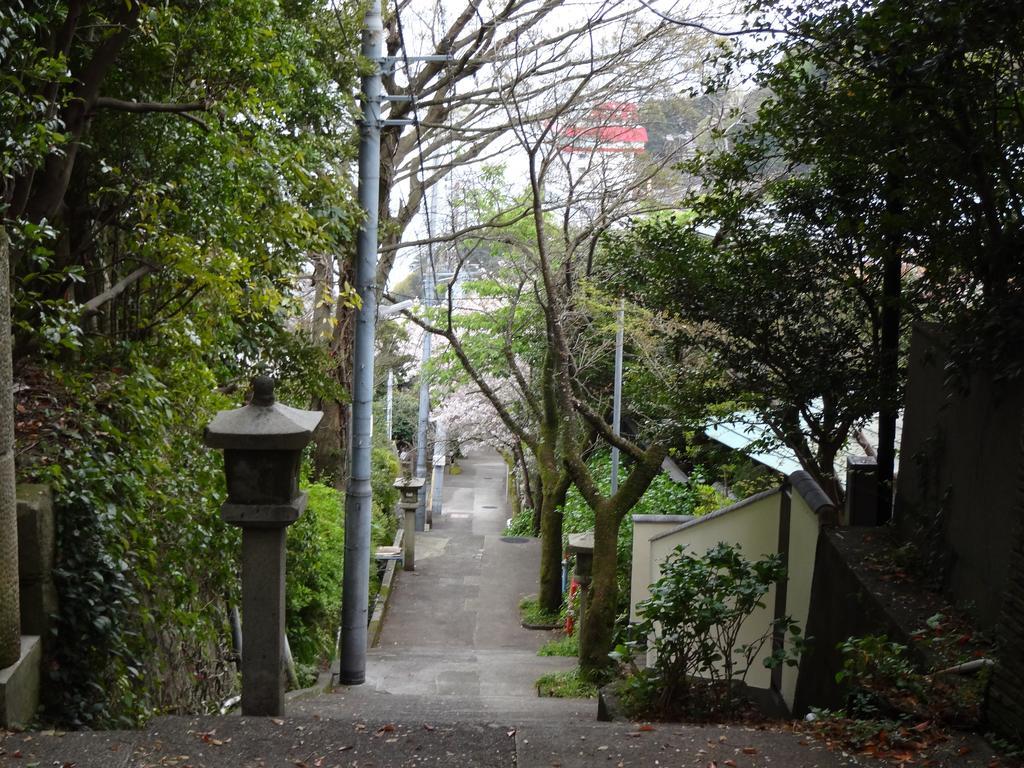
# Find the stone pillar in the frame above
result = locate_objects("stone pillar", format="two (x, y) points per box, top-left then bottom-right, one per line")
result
(241, 528), (287, 716)
(845, 456), (879, 526)
(1, 226), (20, 669)
(403, 508), (416, 571)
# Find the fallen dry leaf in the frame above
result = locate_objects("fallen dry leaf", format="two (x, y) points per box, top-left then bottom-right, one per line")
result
(637, 725), (655, 732)
(423, 724), (435, 732)
(742, 747), (758, 755)
(724, 760), (737, 767)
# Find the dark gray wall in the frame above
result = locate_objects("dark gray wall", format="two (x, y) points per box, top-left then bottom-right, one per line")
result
(895, 324), (1024, 629)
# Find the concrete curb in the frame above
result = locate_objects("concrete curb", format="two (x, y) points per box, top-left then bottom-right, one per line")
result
(367, 526), (403, 649)
(285, 669), (333, 703)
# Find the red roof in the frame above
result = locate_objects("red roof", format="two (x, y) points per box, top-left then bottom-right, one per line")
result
(559, 102), (648, 153)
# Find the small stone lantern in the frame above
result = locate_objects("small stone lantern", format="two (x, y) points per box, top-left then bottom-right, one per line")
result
(394, 475), (425, 571)
(568, 531), (594, 635)
(204, 377), (322, 717)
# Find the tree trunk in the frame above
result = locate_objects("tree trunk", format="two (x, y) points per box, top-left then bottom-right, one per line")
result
(537, 465), (570, 614)
(0, 225), (21, 667)
(538, 487), (564, 614)
(311, 253), (356, 490)
(579, 503), (619, 678)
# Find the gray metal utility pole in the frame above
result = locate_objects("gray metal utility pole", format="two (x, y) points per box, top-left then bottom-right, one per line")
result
(338, 0), (383, 686)
(610, 298), (624, 495)
(414, 268), (433, 531)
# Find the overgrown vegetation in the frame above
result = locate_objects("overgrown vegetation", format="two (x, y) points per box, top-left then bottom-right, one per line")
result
(808, 629), (992, 761)
(535, 668), (599, 699)
(519, 596), (561, 628)
(2, 0), (367, 727)
(538, 633), (578, 658)
(615, 543), (802, 720)
(288, 455), (398, 670)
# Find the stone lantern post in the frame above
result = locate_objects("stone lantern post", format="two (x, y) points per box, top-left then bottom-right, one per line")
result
(394, 476), (424, 571)
(568, 532), (594, 636)
(204, 377), (321, 716)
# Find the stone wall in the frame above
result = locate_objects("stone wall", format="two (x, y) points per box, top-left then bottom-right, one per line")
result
(0, 227), (20, 668)
(894, 324), (1024, 629)
(17, 486), (57, 639)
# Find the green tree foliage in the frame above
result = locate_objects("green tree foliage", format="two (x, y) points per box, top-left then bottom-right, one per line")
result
(601, 207), (882, 502)
(2, 1), (365, 725)
(605, 0), (1024, 504)
(736, 0), (1024, 353)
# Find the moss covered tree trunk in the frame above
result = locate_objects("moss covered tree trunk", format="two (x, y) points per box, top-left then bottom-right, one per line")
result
(578, 502), (619, 676)
(576, 445), (667, 678)
(537, 446), (571, 615)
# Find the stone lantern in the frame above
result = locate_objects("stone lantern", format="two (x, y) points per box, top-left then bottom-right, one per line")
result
(568, 531), (594, 634)
(204, 377), (322, 717)
(393, 475), (425, 571)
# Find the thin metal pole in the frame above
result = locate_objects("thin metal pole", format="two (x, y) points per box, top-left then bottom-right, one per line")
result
(610, 298), (624, 495)
(431, 419), (446, 524)
(338, 0), (383, 686)
(386, 369), (394, 443)
(414, 270), (433, 531)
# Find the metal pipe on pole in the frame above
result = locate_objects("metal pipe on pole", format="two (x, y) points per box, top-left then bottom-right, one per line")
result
(610, 298), (624, 495)
(386, 369), (394, 443)
(338, 0), (383, 686)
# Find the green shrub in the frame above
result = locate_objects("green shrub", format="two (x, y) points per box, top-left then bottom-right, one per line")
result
(371, 445), (400, 519)
(287, 483), (345, 665)
(288, 446), (399, 667)
(619, 542), (802, 719)
(22, 354), (240, 727)
(835, 635), (922, 718)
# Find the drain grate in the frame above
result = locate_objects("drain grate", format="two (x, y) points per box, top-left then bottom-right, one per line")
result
(483, 476), (494, 480)
(500, 536), (530, 544)
(482, 505), (497, 509)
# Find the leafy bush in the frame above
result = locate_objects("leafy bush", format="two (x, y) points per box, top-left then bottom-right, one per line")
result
(835, 635), (923, 718)
(619, 542), (802, 719)
(286, 483), (345, 665)
(21, 355), (240, 727)
(289, 446), (399, 667)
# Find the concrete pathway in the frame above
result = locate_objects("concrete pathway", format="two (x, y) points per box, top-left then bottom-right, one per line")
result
(0, 451), (1002, 767)
(352, 449), (577, 700)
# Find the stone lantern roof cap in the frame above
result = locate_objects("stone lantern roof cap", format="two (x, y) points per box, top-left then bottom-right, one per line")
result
(203, 377), (323, 451)
(567, 531), (594, 554)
